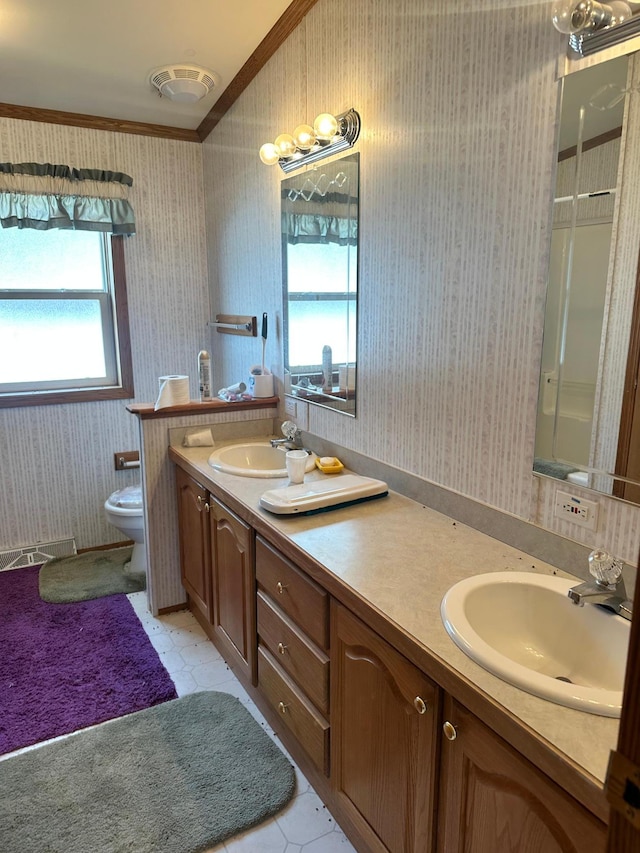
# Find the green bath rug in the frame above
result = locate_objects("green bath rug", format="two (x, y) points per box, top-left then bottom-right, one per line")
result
(38, 546), (144, 602)
(0, 690), (296, 853)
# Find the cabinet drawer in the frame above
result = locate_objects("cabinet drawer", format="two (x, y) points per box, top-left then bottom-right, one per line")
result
(258, 646), (329, 776)
(256, 536), (328, 649)
(258, 591), (329, 715)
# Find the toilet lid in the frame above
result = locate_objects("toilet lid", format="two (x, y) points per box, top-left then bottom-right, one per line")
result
(107, 485), (143, 509)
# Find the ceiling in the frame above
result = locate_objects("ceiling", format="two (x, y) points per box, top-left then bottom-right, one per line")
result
(0, 0), (298, 135)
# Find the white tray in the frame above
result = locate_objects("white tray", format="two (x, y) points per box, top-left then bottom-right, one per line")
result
(259, 474), (388, 515)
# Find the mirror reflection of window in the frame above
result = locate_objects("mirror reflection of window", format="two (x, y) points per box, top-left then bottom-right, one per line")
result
(286, 242), (356, 368)
(282, 153), (359, 416)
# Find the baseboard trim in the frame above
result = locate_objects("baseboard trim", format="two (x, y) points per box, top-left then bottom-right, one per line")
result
(77, 540), (133, 554)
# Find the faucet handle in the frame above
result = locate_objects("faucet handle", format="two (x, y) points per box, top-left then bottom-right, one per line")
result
(281, 420), (299, 440)
(588, 548), (624, 586)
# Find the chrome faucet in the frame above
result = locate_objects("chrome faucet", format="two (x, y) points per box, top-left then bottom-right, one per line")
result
(270, 420), (304, 450)
(567, 548), (633, 621)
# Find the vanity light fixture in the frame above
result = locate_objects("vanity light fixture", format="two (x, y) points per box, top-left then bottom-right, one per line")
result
(259, 108), (361, 173)
(552, 1), (640, 56)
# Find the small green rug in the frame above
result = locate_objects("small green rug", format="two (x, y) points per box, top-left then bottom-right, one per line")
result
(39, 546), (144, 602)
(0, 691), (296, 853)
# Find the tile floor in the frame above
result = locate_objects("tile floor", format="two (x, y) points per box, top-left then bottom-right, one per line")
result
(127, 592), (357, 853)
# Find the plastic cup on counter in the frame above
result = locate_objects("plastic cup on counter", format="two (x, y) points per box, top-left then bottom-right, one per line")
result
(286, 450), (308, 485)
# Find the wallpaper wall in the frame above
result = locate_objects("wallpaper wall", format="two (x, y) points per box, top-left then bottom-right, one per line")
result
(0, 118), (209, 554)
(2, 0), (639, 575)
(202, 0), (640, 565)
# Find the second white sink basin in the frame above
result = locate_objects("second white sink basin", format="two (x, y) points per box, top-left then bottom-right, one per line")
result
(441, 571), (630, 717)
(208, 441), (317, 478)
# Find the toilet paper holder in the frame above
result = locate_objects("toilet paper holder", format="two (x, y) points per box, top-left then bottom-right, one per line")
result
(114, 451), (140, 471)
(208, 314), (257, 337)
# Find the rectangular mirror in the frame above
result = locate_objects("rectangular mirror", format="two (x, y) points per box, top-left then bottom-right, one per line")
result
(282, 153), (359, 417)
(534, 53), (640, 504)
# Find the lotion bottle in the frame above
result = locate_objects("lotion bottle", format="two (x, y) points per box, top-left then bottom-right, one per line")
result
(198, 350), (212, 400)
(322, 345), (332, 393)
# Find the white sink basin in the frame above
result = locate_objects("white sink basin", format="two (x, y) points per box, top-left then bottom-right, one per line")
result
(441, 571), (630, 717)
(208, 441), (317, 478)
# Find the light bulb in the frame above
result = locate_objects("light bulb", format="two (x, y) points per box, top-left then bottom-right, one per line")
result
(609, 1), (632, 25)
(551, 1), (630, 34)
(313, 113), (339, 142)
(553, 0), (601, 32)
(293, 124), (316, 151)
(274, 133), (297, 159)
(259, 143), (280, 166)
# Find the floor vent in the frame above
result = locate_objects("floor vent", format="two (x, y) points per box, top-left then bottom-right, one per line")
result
(0, 538), (77, 571)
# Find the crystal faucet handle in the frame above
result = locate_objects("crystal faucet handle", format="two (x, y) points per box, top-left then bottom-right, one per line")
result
(281, 420), (299, 440)
(588, 548), (624, 585)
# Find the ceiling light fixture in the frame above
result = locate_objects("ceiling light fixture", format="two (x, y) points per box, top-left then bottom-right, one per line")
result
(551, 1), (639, 55)
(149, 64), (219, 104)
(259, 109), (361, 173)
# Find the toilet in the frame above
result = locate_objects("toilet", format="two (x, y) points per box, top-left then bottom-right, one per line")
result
(104, 485), (147, 575)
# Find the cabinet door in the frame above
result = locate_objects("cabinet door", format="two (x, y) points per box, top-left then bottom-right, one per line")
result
(175, 467), (211, 623)
(331, 601), (440, 853)
(208, 495), (256, 685)
(438, 697), (607, 853)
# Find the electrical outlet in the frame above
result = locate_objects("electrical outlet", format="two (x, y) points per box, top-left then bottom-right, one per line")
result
(283, 397), (308, 431)
(554, 490), (599, 531)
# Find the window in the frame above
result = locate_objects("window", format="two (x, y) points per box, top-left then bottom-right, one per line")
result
(0, 230), (133, 407)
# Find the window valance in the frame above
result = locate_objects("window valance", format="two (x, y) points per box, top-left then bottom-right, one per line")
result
(0, 161), (136, 235)
(282, 212), (358, 246)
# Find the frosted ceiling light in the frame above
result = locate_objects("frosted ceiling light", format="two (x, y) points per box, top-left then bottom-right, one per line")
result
(149, 64), (219, 104)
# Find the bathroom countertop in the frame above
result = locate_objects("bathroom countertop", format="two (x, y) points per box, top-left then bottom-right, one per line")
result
(168, 439), (618, 819)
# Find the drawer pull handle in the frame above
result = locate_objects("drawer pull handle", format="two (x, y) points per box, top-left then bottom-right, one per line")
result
(277, 642), (288, 656)
(414, 696), (427, 715)
(278, 701), (289, 714)
(443, 721), (458, 741)
(276, 582), (288, 595)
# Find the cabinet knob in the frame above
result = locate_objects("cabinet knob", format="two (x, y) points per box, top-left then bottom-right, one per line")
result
(277, 642), (288, 656)
(276, 582), (288, 595)
(414, 696), (427, 714)
(443, 721), (458, 741)
(278, 701), (288, 714)
(196, 495), (203, 510)
(204, 502), (210, 512)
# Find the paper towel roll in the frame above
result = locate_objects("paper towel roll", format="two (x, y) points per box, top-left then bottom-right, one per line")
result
(154, 375), (190, 410)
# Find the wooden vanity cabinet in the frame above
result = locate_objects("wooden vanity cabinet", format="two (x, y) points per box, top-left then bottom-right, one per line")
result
(175, 470), (256, 685)
(207, 495), (256, 685)
(173, 465), (608, 853)
(255, 535), (330, 775)
(331, 601), (440, 853)
(175, 467), (211, 624)
(437, 697), (607, 853)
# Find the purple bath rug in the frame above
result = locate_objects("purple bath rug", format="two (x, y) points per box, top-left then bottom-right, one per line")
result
(0, 565), (177, 756)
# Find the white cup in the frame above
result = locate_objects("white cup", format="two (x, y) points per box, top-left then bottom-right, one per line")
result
(286, 449), (308, 485)
(251, 373), (274, 398)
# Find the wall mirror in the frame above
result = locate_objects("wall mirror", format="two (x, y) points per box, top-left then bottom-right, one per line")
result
(282, 152), (359, 417)
(534, 53), (640, 504)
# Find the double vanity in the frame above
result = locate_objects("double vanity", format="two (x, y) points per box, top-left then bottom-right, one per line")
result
(168, 435), (621, 853)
